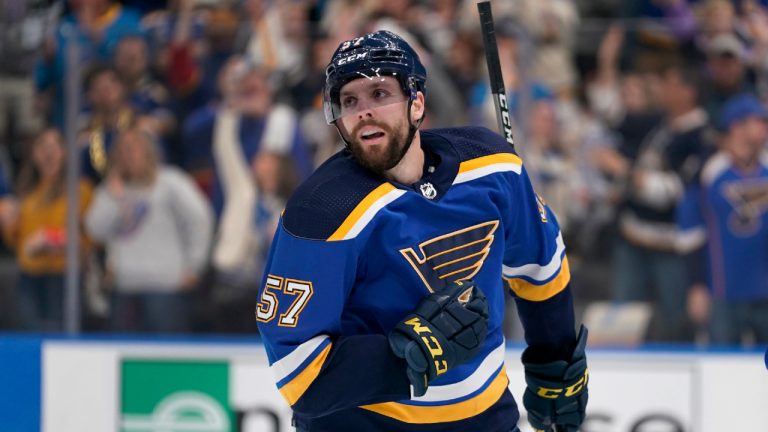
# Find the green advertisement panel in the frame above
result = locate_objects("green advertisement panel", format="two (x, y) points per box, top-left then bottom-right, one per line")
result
(121, 360), (234, 432)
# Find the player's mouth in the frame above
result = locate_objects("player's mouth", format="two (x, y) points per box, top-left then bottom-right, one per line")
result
(359, 128), (386, 144)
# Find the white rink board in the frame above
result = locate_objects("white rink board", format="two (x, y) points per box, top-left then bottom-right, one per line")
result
(506, 355), (698, 432)
(43, 341), (767, 432)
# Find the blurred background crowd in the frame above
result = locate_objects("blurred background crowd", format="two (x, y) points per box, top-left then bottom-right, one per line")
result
(1, 0), (768, 348)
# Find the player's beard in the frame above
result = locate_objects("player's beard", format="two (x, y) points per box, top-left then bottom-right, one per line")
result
(347, 117), (408, 175)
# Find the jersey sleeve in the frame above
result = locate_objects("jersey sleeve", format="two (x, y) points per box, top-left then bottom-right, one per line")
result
(676, 183), (708, 286)
(257, 217), (410, 418)
(677, 183), (706, 250)
(501, 164), (576, 361)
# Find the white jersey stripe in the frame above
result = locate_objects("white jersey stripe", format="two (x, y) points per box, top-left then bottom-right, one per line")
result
(412, 342), (505, 403)
(270, 334), (329, 383)
(502, 232), (565, 281)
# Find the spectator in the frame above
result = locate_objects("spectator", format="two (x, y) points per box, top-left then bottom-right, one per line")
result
(522, 97), (586, 232)
(36, 0), (142, 128)
(410, 0), (462, 55)
(79, 65), (165, 184)
(613, 63), (715, 342)
(469, 16), (554, 135)
(183, 58), (309, 291)
(291, 30), (343, 167)
(588, 25), (664, 202)
(141, 0), (206, 73)
(701, 33), (758, 123)
(185, 5), (240, 113)
(513, 0), (580, 98)
(0, 0), (50, 169)
(182, 57), (312, 209)
(235, 0), (310, 91)
(678, 94), (768, 345)
(694, 0), (739, 54)
(443, 30), (483, 107)
(318, 0), (371, 41)
(1, 128), (93, 331)
(621, 0), (697, 70)
(113, 35), (175, 139)
(85, 127), (213, 333)
(209, 150), (297, 333)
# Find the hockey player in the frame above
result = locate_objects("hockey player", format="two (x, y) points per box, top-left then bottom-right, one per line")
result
(256, 30), (588, 432)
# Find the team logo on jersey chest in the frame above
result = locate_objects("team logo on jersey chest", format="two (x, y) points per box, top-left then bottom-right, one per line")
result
(723, 179), (768, 235)
(420, 182), (437, 199)
(400, 220), (499, 292)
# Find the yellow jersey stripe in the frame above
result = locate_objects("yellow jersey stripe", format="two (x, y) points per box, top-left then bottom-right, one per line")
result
(458, 153), (522, 174)
(328, 183), (398, 241)
(278, 342), (333, 406)
(505, 256), (571, 301)
(359, 366), (509, 424)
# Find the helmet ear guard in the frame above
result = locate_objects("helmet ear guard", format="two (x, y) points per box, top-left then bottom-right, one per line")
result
(406, 76), (419, 101)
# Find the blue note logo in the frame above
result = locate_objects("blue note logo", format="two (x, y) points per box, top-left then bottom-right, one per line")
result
(722, 179), (768, 236)
(400, 220), (499, 292)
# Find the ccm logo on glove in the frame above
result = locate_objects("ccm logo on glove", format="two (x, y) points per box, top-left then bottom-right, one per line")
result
(403, 317), (448, 376)
(535, 368), (589, 399)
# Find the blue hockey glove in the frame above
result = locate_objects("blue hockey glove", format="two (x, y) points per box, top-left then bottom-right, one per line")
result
(388, 280), (489, 397)
(522, 325), (589, 432)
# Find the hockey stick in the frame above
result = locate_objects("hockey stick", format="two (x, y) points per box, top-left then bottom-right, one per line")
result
(477, 1), (514, 150)
(477, 8), (564, 432)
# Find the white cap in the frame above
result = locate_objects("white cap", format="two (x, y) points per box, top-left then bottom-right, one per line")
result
(707, 33), (746, 60)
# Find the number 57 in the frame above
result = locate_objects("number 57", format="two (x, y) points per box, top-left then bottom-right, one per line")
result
(256, 275), (314, 327)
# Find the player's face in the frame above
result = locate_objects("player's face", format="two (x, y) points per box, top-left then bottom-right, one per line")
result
(337, 77), (410, 174)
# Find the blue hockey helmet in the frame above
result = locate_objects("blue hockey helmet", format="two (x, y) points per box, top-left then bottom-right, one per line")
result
(323, 30), (427, 124)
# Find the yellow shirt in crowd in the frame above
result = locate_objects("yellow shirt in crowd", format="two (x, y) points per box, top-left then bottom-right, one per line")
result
(4, 181), (93, 275)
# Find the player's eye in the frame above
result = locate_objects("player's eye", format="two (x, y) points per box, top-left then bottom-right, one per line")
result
(372, 89), (390, 99)
(341, 96), (357, 109)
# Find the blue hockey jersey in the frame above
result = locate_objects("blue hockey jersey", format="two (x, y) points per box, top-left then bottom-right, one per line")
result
(256, 126), (577, 431)
(678, 151), (768, 301)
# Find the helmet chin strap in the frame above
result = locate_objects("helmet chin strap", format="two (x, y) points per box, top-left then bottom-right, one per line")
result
(393, 97), (425, 170)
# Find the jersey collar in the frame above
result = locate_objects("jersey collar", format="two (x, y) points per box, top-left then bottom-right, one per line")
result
(389, 130), (459, 201)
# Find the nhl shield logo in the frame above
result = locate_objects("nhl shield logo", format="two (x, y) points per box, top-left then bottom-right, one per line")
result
(420, 182), (437, 199)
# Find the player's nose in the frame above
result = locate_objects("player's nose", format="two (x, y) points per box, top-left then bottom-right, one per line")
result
(357, 110), (374, 119)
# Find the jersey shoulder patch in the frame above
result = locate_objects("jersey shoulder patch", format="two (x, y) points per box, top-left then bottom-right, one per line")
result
(422, 126), (516, 162)
(283, 150), (388, 240)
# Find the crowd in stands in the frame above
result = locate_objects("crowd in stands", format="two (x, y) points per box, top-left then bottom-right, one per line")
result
(1, 0), (767, 347)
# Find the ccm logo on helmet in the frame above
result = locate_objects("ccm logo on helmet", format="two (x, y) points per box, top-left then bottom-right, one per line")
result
(336, 52), (368, 66)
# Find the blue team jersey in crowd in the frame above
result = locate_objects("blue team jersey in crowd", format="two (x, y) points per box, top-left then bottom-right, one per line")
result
(678, 151), (768, 301)
(256, 127), (576, 431)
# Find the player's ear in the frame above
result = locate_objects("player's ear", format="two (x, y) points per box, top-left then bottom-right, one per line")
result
(411, 91), (425, 123)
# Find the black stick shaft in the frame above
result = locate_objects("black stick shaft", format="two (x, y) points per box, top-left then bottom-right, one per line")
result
(479, 9), (558, 430)
(477, 1), (514, 149)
